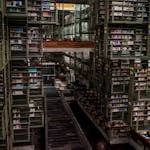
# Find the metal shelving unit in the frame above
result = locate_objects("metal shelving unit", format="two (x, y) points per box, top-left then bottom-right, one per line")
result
(27, 0), (58, 129)
(0, 70), (7, 150)
(28, 58), (44, 128)
(63, 51), (92, 82)
(6, 0), (26, 13)
(5, 0), (58, 144)
(0, 0), (5, 71)
(0, 0), (149, 148)
(8, 24), (30, 143)
(42, 62), (56, 86)
(0, 0), (12, 149)
(88, 0), (150, 145)
(11, 59), (30, 143)
(61, 4), (90, 41)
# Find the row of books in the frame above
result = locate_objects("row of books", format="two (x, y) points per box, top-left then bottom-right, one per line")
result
(99, 0), (149, 22)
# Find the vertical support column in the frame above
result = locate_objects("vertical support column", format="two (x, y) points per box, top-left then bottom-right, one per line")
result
(5, 21), (10, 62)
(74, 4), (77, 39)
(1, 0), (5, 68)
(74, 52), (77, 77)
(148, 3), (150, 57)
(92, 33), (96, 84)
(104, 26), (108, 58)
(104, 0), (109, 58)
(25, 0), (27, 14)
(79, 4), (82, 40)
(62, 3), (64, 40)
(81, 52), (84, 73)
(88, 0), (93, 41)
(129, 67), (134, 128)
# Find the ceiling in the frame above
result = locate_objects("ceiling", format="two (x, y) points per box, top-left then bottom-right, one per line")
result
(56, 0), (88, 4)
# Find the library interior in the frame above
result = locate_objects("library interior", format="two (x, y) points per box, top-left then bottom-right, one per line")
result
(0, 0), (150, 150)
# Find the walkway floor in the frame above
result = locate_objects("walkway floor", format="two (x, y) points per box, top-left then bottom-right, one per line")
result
(44, 87), (91, 150)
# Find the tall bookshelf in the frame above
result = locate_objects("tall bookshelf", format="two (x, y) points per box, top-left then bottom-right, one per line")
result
(63, 51), (92, 80)
(0, 71), (7, 149)
(62, 4), (90, 41)
(11, 59), (30, 142)
(0, 8), (2, 71)
(27, 0), (58, 129)
(5, 0), (58, 144)
(6, 0), (26, 14)
(0, 1), (4, 71)
(88, 0), (150, 144)
(41, 0), (57, 24)
(27, 26), (42, 57)
(0, 0), (11, 149)
(131, 59), (150, 134)
(28, 0), (57, 24)
(28, 58), (44, 128)
(27, 0), (41, 24)
(0, 68), (12, 150)
(8, 25), (30, 143)
(9, 26), (27, 58)
(42, 62), (56, 86)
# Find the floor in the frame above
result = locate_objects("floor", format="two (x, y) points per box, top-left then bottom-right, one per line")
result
(44, 86), (91, 150)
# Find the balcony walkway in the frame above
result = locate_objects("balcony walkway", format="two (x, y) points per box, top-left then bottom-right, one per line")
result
(44, 86), (92, 150)
(43, 41), (94, 52)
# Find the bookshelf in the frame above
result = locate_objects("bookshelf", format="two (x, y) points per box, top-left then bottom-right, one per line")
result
(109, 0), (149, 23)
(0, 1), (11, 149)
(0, 72), (4, 140)
(41, 0), (56, 24)
(11, 59), (30, 142)
(76, 4), (90, 41)
(97, 0), (149, 24)
(27, 0), (42, 58)
(0, 68), (11, 149)
(0, 1), (5, 71)
(131, 59), (150, 135)
(27, 1), (58, 56)
(6, 0), (26, 14)
(9, 26), (44, 138)
(0, 15), (2, 70)
(27, 0), (56, 130)
(63, 51), (92, 85)
(109, 28), (147, 58)
(9, 25), (29, 142)
(28, 57), (44, 128)
(42, 62), (55, 86)
(10, 57), (44, 131)
(62, 4), (90, 41)
(12, 107), (30, 142)
(86, 0), (150, 144)
(27, 0), (57, 24)
(6, 0), (50, 137)
(27, 26), (42, 57)
(28, 67), (42, 96)
(11, 59), (28, 106)
(9, 26), (27, 58)
(29, 97), (44, 127)
(26, 0), (57, 130)
(0, 68), (11, 150)
(27, 0), (41, 24)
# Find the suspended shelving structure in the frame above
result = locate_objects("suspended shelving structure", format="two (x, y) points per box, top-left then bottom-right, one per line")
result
(78, 0), (150, 145)
(5, 0), (58, 144)
(0, 0), (12, 149)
